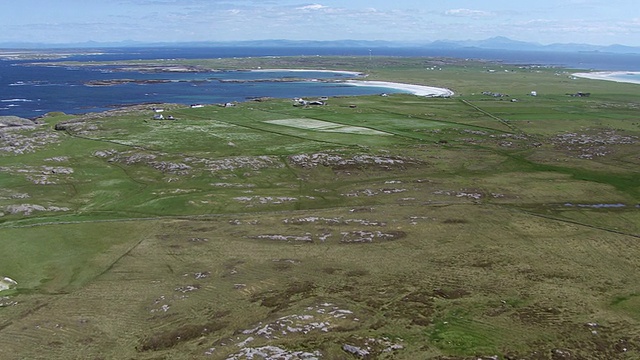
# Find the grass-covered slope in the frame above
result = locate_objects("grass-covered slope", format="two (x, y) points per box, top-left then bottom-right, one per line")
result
(0, 57), (639, 359)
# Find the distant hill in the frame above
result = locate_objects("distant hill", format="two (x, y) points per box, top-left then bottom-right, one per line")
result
(418, 37), (640, 54)
(1, 37), (639, 54)
(427, 36), (541, 51)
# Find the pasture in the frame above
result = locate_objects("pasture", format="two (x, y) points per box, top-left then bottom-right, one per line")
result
(0, 56), (639, 359)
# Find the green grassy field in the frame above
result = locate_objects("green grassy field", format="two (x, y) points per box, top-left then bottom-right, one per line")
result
(1, 56), (639, 359)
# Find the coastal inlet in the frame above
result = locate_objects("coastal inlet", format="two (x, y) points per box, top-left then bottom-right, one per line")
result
(1, 60), (450, 118)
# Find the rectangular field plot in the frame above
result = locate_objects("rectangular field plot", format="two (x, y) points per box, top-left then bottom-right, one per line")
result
(264, 118), (392, 136)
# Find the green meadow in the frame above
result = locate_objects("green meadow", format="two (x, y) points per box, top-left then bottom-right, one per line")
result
(0, 56), (639, 359)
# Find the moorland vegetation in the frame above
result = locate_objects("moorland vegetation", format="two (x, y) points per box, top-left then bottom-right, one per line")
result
(1, 56), (639, 359)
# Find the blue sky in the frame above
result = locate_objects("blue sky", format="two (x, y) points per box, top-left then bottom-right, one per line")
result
(1, 0), (639, 45)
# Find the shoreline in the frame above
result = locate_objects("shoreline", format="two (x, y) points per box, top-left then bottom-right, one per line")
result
(2, 66), (455, 118)
(225, 68), (455, 97)
(344, 80), (454, 97)
(249, 68), (364, 77)
(572, 71), (640, 85)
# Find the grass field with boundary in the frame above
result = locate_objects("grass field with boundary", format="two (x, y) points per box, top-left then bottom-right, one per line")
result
(1, 55), (639, 359)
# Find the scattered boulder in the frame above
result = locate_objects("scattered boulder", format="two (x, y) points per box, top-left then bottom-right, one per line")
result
(226, 346), (321, 360)
(0, 130), (60, 154)
(340, 230), (406, 244)
(249, 234), (313, 242)
(551, 348), (573, 360)
(342, 337), (405, 358)
(343, 344), (370, 357)
(0, 296), (18, 307)
(0, 277), (17, 292)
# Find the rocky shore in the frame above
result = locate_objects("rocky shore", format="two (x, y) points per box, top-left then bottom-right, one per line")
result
(85, 79), (174, 86)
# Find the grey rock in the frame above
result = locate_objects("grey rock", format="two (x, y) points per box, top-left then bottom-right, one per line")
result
(0, 116), (35, 127)
(342, 344), (370, 357)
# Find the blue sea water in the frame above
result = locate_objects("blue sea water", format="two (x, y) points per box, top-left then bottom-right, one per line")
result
(1, 46), (639, 119)
(0, 55), (385, 118)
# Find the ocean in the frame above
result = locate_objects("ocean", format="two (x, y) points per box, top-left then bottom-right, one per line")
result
(1, 47), (639, 119)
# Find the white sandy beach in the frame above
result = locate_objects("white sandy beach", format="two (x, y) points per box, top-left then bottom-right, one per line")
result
(572, 71), (640, 85)
(344, 80), (454, 97)
(250, 69), (454, 96)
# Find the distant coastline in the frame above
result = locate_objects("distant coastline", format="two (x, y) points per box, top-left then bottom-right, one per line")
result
(572, 71), (640, 85)
(2, 47), (638, 118)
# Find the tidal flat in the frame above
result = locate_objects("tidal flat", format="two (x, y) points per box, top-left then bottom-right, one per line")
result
(1, 55), (639, 359)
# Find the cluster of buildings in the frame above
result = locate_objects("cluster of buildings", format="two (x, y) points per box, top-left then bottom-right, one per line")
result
(293, 97), (329, 107)
(151, 107), (174, 120)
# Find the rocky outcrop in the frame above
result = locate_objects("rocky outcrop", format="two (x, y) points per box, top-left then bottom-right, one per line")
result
(85, 79), (173, 86)
(288, 152), (417, 169)
(4, 204), (70, 215)
(0, 116), (36, 128)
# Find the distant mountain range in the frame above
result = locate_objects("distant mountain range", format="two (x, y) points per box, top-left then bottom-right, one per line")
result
(419, 36), (640, 54)
(2, 37), (640, 54)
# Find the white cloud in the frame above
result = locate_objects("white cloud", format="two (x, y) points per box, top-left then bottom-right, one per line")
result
(445, 8), (493, 18)
(297, 4), (327, 11)
(3, 1), (638, 45)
